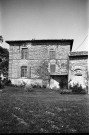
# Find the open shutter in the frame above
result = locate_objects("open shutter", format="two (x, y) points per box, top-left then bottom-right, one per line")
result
(17, 66), (21, 78)
(50, 64), (55, 73)
(27, 48), (29, 59)
(49, 50), (55, 59)
(27, 66), (31, 78)
(21, 49), (23, 59)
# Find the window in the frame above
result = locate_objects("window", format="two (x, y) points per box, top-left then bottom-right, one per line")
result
(49, 50), (55, 59)
(50, 64), (55, 73)
(21, 66), (27, 77)
(61, 63), (67, 68)
(74, 69), (82, 76)
(21, 48), (28, 59)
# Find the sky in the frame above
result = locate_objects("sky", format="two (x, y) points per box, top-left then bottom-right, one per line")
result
(0, 0), (88, 51)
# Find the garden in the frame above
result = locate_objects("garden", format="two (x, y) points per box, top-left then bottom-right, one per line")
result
(0, 82), (89, 133)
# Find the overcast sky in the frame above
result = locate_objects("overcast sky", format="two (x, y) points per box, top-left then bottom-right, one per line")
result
(0, 0), (88, 51)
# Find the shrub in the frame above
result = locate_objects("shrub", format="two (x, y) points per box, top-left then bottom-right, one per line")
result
(2, 78), (11, 86)
(0, 77), (5, 89)
(30, 83), (41, 88)
(69, 83), (86, 94)
(24, 86), (33, 92)
(0, 81), (5, 89)
(42, 85), (46, 88)
(24, 83), (44, 92)
(60, 89), (72, 94)
(60, 79), (68, 89)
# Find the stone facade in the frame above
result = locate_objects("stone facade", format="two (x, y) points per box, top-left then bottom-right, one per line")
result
(6, 39), (73, 87)
(6, 39), (88, 92)
(69, 51), (88, 91)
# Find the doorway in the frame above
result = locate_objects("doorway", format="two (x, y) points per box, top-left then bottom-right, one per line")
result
(50, 75), (68, 89)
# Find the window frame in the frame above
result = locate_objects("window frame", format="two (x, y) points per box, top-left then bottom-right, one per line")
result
(49, 49), (55, 60)
(21, 66), (27, 78)
(21, 48), (28, 59)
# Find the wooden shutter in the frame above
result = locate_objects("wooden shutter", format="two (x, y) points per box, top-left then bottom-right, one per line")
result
(27, 67), (31, 78)
(21, 49), (23, 59)
(49, 50), (55, 59)
(17, 66), (21, 78)
(50, 64), (55, 73)
(27, 49), (29, 59)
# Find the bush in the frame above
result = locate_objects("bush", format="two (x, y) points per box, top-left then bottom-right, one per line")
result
(2, 78), (11, 86)
(24, 86), (33, 92)
(24, 83), (47, 92)
(7, 80), (26, 88)
(42, 85), (46, 88)
(60, 89), (72, 94)
(60, 79), (68, 89)
(69, 83), (86, 94)
(30, 83), (42, 89)
(0, 81), (5, 89)
(0, 77), (5, 89)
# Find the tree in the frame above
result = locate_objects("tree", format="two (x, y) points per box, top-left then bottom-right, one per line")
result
(0, 46), (9, 77)
(0, 36), (3, 43)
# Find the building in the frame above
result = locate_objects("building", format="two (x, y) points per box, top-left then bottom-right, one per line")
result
(69, 51), (88, 90)
(6, 39), (88, 92)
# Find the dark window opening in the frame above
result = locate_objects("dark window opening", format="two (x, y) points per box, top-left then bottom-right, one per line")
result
(21, 48), (28, 59)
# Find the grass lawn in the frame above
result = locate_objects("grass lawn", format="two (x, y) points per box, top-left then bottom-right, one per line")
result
(0, 86), (89, 133)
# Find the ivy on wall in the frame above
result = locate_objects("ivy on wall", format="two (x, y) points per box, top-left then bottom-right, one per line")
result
(36, 60), (50, 80)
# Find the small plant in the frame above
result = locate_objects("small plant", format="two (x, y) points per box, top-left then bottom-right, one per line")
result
(69, 83), (86, 94)
(31, 83), (41, 88)
(42, 85), (46, 88)
(60, 79), (68, 89)
(2, 78), (11, 86)
(24, 82), (43, 92)
(60, 89), (72, 94)
(0, 77), (5, 89)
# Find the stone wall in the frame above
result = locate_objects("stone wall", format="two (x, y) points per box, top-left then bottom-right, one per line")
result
(69, 57), (88, 89)
(8, 41), (71, 85)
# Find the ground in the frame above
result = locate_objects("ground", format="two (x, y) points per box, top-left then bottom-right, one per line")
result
(0, 86), (89, 133)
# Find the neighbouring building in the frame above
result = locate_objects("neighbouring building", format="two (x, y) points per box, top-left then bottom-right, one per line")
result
(6, 39), (88, 92)
(68, 51), (88, 91)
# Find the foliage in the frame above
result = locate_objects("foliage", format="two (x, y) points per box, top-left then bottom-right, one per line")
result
(24, 83), (47, 92)
(60, 79), (68, 89)
(0, 35), (3, 43)
(0, 77), (5, 89)
(84, 70), (88, 90)
(2, 78), (11, 86)
(0, 46), (9, 77)
(69, 83), (86, 94)
(60, 89), (72, 94)
(36, 61), (50, 80)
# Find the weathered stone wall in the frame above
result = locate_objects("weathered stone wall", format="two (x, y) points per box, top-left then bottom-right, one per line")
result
(69, 58), (88, 89)
(8, 42), (70, 85)
(48, 59), (69, 75)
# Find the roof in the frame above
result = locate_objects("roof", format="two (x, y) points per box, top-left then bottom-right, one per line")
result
(6, 39), (74, 51)
(69, 51), (88, 56)
(6, 39), (74, 44)
(69, 51), (88, 60)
